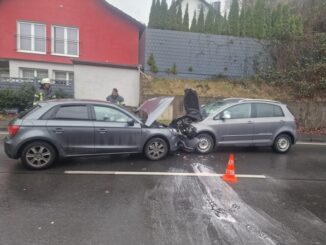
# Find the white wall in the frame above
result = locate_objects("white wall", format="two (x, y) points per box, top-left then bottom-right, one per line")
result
(74, 64), (140, 107)
(9, 60), (74, 78)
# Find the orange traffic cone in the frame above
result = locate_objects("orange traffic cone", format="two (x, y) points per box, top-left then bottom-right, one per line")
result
(222, 154), (238, 183)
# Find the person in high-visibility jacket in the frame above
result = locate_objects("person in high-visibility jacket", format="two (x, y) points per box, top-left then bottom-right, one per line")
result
(33, 78), (56, 105)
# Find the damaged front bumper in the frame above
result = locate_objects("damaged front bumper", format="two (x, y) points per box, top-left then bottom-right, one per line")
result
(178, 135), (200, 153)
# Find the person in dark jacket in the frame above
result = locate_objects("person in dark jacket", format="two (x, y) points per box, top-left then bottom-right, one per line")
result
(106, 88), (125, 105)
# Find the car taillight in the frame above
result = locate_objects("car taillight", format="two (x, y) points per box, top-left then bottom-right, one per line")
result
(8, 125), (20, 137)
(295, 118), (299, 128)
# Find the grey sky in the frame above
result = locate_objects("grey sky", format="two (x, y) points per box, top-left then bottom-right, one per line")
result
(106, 1), (228, 25)
(106, 0), (172, 25)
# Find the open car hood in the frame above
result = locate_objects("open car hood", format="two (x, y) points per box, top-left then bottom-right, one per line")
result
(183, 89), (202, 121)
(137, 97), (174, 127)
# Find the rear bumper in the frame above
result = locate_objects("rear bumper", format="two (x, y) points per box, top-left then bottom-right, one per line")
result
(4, 137), (19, 159)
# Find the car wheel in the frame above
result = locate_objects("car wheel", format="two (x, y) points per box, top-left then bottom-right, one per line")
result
(145, 138), (168, 161)
(21, 141), (57, 170)
(273, 134), (292, 153)
(196, 133), (214, 154)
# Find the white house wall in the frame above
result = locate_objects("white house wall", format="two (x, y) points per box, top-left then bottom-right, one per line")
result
(9, 60), (74, 78)
(74, 64), (140, 107)
(180, 0), (209, 25)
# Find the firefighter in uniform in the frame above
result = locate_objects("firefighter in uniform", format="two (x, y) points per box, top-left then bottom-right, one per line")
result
(33, 78), (56, 105)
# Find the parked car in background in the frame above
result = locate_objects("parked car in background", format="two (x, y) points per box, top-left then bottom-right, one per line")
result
(172, 91), (298, 154)
(4, 98), (181, 169)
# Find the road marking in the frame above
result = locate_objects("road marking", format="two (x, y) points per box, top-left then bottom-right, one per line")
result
(64, 171), (266, 179)
(297, 142), (326, 146)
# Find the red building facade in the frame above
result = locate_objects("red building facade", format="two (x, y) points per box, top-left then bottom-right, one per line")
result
(0, 0), (144, 106)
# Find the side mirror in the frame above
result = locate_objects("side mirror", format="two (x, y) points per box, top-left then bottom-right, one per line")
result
(127, 119), (135, 126)
(222, 111), (231, 120)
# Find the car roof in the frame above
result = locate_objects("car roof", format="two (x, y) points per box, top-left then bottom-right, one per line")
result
(223, 98), (283, 105)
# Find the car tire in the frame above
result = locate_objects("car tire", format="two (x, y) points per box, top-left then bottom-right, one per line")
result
(273, 134), (292, 153)
(196, 133), (214, 154)
(21, 141), (57, 170)
(144, 138), (168, 161)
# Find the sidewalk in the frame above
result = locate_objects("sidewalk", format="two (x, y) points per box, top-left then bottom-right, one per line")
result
(0, 120), (325, 142)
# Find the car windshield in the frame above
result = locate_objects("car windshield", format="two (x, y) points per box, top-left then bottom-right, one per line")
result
(201, 100), (237, 118)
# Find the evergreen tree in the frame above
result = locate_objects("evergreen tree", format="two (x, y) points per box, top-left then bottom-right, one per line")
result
(221, 11), (229, 35)
(168, 0), (178, 30)
(148, 0), (156, 27)
(272, 4), (283, 39)
(182, 4), (190, 31)
(229, 0), (240, 36)
(245, 8), (254, 37)
(197, 5), (205, 33)
(190, 11), (197, 32)
(281, 4), (290, 38)
(176, 4), (183, 31)
(264, 4), (272, 38)
(160, 0), (168, 29)
(204, 8), (215, 34)
(252, 0), (266, 38)
(153, 0), (161, 28)
(239, 2), (246, 36)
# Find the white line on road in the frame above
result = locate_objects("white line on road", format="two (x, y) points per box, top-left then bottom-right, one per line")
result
(297, 142), (326, 146)
(64, 171), (266, 179)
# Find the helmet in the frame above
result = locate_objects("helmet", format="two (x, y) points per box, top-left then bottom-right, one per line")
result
(41, 78), (51, 84)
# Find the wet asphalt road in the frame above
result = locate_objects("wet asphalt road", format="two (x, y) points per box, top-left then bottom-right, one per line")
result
(0, 137), (326, 245)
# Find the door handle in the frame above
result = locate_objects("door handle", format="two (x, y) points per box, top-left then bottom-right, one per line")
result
(54, 128), (64, 134)
(248, 121), (254, 124)
(96, 128), (108, 134)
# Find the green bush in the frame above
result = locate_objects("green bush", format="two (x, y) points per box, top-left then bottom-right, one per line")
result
(0, 84), (35, 112)
(147, 53), (159, 73)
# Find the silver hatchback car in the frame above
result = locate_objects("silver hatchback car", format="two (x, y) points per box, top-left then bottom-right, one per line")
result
(195, 99), (298, 153)
(173, 94), (298, 154)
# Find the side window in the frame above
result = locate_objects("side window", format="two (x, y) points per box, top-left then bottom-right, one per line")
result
(54, 106), (89, 120)
(274, 105), (285, 117)
(255, 103), (284, 118)
(94, 106), (130, 123)
(223, 104), (251, 119)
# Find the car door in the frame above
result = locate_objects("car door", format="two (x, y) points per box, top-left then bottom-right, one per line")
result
(214, 103), (254, 145)
(252, 103), (286, 145)
(92, 105), (142, 154)
(46, 104), (95, 155)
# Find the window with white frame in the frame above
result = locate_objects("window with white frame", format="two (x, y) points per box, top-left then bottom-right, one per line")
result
(20, 68), (48, 80)
(53, 71), (74, 82)
(17, 22), (46, 53)
(52, 26), (79, 56)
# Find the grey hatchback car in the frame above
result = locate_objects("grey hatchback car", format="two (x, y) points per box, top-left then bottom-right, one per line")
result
(195, 99), (298, 154)
(4, 99), (180, 169)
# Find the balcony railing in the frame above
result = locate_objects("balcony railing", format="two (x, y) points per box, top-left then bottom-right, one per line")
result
(0, 77), (73, 86)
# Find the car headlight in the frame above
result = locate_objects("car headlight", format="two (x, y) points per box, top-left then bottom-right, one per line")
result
(169, 128), (179, 135)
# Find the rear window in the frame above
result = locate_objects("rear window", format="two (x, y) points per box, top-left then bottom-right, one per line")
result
(18, 105), (41, 119)
(255, 103), (284, 118)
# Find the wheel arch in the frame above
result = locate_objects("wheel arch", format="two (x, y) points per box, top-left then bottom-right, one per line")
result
(274, 131), (295, 144)
(143, 135), (171, 153)
(196, 131), (217, 148)
(17, 138), (61, 159)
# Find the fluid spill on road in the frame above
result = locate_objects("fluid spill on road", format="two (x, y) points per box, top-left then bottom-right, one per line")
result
(144, 163), (324, 245)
